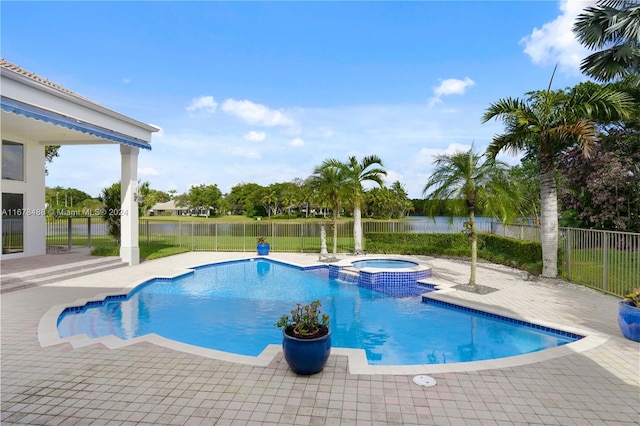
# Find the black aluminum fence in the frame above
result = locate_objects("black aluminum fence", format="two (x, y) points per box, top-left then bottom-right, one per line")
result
(44, 217), (639, 297)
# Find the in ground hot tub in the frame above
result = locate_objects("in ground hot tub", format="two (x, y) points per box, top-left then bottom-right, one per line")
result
(352, 259), (419, 269)
(329, 258), (432, 297)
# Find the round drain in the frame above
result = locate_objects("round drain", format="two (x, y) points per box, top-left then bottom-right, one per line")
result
(412, 375), (436, 387)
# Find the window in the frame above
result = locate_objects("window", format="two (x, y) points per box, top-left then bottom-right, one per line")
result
(2, 140), (24, 181)
(2, 192), (24, 254)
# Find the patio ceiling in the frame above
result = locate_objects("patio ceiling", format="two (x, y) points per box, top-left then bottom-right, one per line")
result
(1, 97), (152, 150)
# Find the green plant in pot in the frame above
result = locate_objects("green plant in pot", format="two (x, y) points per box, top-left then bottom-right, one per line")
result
(275, 300), (331, 375)
(618, 287), (640, 342)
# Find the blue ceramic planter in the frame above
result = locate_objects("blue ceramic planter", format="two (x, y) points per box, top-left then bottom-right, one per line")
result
(618, 301), (640, 342)
(282, 329), (331, 375)
(257, 243), (270, 255)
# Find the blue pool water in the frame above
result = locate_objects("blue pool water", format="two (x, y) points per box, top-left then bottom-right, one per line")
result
(351, 259), (419, 269)
(57, 259), (580, 365)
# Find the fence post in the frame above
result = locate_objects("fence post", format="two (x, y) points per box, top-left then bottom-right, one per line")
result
(191, 222), (195, 250)
(146, 219), (150, 245)
(67, 217), (72, 250)
(603, 232), (609, 294)
(566, 229), (571, 281)
(87, 216), (92, 248)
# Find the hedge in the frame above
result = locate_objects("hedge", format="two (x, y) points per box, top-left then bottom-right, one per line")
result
(365, 232), (543, 275)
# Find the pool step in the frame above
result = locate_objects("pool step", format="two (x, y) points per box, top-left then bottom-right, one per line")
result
(1, 257), (127, 294)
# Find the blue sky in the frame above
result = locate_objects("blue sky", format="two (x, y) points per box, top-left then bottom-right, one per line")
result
(2, 1), (595, 199)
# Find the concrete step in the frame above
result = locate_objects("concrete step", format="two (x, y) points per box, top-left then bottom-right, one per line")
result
(1, 257), (127, 294)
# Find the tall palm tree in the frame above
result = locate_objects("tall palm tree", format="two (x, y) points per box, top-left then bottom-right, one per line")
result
(325, 155), (387, 254)
(483, 74), (633, 277)
(423, 148), (518, 286)
(261, 190), (277, 219)
(307, 162), (349, 256)
(573, 0), (640, 82)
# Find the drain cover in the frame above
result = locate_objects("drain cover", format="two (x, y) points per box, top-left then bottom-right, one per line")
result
(412, 375), (437, 387)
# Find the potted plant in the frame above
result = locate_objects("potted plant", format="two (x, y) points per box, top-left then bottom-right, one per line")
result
(618, 287), (640, 342)
(275, 300), (331, 375)
(256, 237), (270, 255)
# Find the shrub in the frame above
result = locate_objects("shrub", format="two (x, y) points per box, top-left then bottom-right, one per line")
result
(365, 232), (543, 275)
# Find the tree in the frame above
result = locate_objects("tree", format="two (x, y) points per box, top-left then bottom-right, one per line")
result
(365, 182), (414, 219)
(44, 145), (60, 175)
(307, 161), (349, 256)
(482, 73), (633, 277)
(99, 182), (122, 245)
(573, 0), (640, 82)
(507, 155), (541, 223)
(261, 190), (278, 219)
(46, 186), (92, 209)
(423, 148), (518, 286)
(390, 181), (414, 218)
(226, 182), (265, 217)
(187, 184), (222, 217)
(325, 155), (387, 254)
(138, 181), (170, 216)
(558, 123), (640, 231)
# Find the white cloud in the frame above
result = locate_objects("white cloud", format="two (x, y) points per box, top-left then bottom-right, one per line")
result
(244, 130), (266, 142)
(415, 143), (473, 167)
(428, 77), (475, 108)
(289, 137), (304, 147)
(427, 97), (443, 108)
(122, 78), (132, 84)
(186, 95), (218, 114)
(229, 146), (261, 159)
(221, 98), (295, 126)
(520, 0), (594, 76)
(434, 77), (475, 97)
(138, 167), (160, 176)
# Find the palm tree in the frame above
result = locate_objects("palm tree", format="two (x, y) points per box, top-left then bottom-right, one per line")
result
(483, 74), (633, 277)
(261, 190), (277, 219)
(573, 0), (640, 82)
(423, 148), (518, 286)
(325, 155), (387, 254)
(307, 162), (349, 256)
(390, 181), (413, 218)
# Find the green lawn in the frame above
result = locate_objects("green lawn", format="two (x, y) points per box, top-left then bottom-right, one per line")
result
(560, 248), (639, 297)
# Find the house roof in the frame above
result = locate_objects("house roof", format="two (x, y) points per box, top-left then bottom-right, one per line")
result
(151, 200), (187, 211)
(0, 59), (99, 105)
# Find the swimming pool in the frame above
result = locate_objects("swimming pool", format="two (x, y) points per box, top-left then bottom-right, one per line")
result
(56, 258), (581, 365)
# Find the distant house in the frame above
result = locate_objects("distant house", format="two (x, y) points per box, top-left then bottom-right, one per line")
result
(1, 59), (158, 265)
(149, 200), (188, 216)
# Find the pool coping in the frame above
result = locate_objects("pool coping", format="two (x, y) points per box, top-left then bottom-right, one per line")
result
(38, 256), (609, 375)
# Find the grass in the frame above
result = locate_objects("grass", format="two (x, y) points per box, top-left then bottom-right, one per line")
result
(560, 248), (640, 297)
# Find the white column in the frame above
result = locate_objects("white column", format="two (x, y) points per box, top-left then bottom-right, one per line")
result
(120, 145), (139, 265)
(27, 144), (47, 256)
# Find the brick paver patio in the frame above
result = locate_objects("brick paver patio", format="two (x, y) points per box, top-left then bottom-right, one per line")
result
(1, 252), (638, 425)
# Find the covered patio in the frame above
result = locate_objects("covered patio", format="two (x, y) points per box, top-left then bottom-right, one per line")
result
(0, 59), (158, 265)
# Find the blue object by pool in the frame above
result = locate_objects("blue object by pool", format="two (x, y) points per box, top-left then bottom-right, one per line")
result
(57, 259), (580, 365)
(352, 259), (419, 269)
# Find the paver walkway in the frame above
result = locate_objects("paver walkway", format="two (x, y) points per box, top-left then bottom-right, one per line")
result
(1, 252), (639, 425)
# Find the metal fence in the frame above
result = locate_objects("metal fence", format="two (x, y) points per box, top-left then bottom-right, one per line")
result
(561, 228), (640, 297)
(44, 217), (639, 297)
